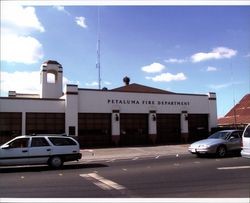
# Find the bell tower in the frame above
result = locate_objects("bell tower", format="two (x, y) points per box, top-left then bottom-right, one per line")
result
(40, 60), (63, 99)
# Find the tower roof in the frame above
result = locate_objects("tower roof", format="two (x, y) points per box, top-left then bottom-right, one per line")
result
(43, 60), (62, 68)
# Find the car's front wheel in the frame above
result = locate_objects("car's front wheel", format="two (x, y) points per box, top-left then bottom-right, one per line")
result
(48, 156), (63, 168)
(216, 145), (227, 158)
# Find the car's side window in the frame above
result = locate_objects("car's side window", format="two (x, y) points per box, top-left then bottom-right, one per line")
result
(48, 137), (77, 146)
(31, 137), (50, 147)
(229, 132), (241, 140)
(9, 138), (29, 148)
(244, 126), (250, 138)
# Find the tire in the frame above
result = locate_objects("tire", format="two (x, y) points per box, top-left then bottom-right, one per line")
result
(49, 156), (63, 168)
(216, 145), (227, 158)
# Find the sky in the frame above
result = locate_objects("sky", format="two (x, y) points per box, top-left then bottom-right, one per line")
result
(1, 1), (250, 118)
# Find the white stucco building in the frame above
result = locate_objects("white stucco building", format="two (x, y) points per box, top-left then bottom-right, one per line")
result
(0, 60), (218, 147)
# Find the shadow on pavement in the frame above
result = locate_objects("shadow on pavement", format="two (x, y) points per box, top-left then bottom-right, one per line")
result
(0, 163), (108, 173)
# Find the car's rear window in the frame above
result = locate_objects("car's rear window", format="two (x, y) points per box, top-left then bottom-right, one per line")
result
(48, 137), (77, 146)
(244, 126), (250, 138)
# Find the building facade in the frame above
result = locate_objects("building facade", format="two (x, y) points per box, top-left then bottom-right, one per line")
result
(0, 60), (218, 147)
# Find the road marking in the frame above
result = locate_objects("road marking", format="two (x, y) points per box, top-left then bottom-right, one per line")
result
(80, 173), (126, 190)
(217, 166), (250, 170)
(106, 159), (116, 163)
(132, 157), (139, 160)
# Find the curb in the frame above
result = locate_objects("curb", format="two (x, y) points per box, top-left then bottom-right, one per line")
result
(80, 144), (189, 162)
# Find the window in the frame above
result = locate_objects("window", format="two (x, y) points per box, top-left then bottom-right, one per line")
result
(230, 132), (241, 139)
(244, 126), (250, 138)
(31, 137), (50, 147)
(9, 138), (29, 148)
(48, 137), (77, 146)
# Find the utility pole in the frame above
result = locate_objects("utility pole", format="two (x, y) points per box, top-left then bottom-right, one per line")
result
(96, 7), (101, 90)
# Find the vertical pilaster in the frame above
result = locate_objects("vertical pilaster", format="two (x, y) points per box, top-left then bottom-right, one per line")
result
(22, 112), (26, 135)
(111, 110), (120, 146)
(65, 84), (78, 136)
(149, 110), (157, 144)
(181, 111), (189, 143)
(208, 92), (217, 132)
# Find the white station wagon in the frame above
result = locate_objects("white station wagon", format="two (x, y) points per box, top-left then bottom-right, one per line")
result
(0, 134), (82, 168)
(241, 124), (250, 159)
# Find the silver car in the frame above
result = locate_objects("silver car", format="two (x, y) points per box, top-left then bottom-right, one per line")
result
(188, 130), (243, 157)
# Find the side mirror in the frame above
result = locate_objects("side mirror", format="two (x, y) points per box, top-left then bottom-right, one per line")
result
(1, 144), (10, 149)
(229, 136), (236, 141)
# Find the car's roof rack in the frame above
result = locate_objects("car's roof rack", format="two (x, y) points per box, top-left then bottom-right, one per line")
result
(30, 133), (68, 137)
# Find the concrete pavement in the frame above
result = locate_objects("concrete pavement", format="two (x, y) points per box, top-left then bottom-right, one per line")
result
(80, 144), (190, 161)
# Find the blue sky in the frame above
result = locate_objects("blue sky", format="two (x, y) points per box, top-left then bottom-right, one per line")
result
(1, 1), (250, 118)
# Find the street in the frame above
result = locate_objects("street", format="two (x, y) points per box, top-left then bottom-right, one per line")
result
(0, 153), (250, 199)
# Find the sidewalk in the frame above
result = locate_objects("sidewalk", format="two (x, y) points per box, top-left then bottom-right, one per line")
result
(80, 144), (189, 161)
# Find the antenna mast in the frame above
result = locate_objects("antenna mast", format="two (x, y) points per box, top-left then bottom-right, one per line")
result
(97, 7), (101, 90)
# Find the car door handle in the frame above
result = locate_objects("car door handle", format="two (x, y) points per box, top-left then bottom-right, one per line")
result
(47, 149), (51, 152)
(22, 150), (28, 153)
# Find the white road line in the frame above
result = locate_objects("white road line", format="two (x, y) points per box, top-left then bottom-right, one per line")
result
(217, 166), (250, 170)
(106, 159), (116, 163)
(80, 173), (126, 190)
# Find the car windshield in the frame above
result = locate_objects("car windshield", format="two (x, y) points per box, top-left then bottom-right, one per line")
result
(208, 131), (230, 140)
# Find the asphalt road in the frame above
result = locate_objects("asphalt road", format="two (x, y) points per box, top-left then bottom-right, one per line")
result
(0, 154), (250, 199)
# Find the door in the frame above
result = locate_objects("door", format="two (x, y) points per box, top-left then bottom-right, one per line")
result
(157, 114), (181, 144)
(227, 131), (242, 151)
(28, 137), (52, 164)
(242, 125), (250, 153)
(120, 114), (149, 146)
(0, 137), (30, 166)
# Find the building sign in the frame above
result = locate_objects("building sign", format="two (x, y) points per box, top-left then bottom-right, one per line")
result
(107, 99), (190, 106)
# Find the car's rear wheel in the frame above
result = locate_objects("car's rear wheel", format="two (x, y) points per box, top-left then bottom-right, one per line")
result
(49, 156), (63, 168)
(216, 145), (227, 158)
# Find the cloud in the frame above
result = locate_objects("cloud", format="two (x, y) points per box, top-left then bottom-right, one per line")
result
(141, 63), (165, 73)
(164, 58), (186, 64)
(1, 34), (43, 64)
(1, 4), (44, 64)
(53, 6), (70, 15)
(0, 71), (73, 94)
(206, 66), (217, 72)
(1, 71), (41, 94)
(75, 16), (87, 28)
(2, 4), (45, 33)
(85, 81), (111, 87)
(208, 83), (231, 90)
(208, 81), (243, 90)
(191, 47), (237, 63)
(85, 81), (98, 87)
(146, 72), (187, 82)
(245, 53), (250, 58)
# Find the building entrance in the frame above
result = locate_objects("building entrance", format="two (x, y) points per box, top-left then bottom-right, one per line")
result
(78, 113), (111, 147)
(157, 114), (181, 144)
(120, 114), (149, 146)
(188, 114), (209, 142)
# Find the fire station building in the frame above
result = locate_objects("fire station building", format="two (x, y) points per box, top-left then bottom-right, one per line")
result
(0, 60), (218, 147)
